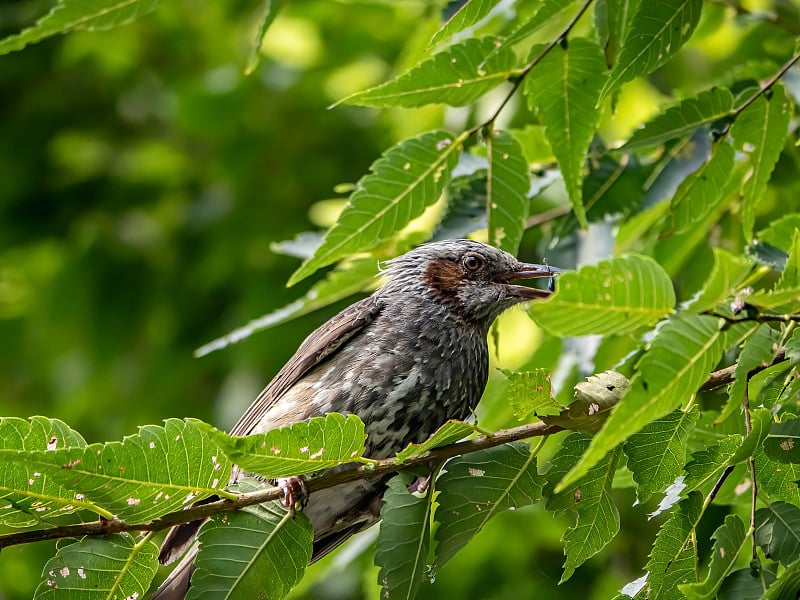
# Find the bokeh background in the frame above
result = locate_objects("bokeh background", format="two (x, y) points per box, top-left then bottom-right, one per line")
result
(2, 1), (797, 598)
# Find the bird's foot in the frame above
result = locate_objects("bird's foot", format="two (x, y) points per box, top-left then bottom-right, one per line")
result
(279, 476), (308, 517)
(407, 474), (432, 495)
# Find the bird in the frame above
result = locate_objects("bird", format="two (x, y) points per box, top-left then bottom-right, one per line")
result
(152, 239), (559, 599)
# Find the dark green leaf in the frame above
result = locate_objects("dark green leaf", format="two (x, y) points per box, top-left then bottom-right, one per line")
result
(763, 557), (800, 600)
(718, 567), (776, 600)
(487, 130), (530, 255)
(764, 418), (800, 464)
(755, 501), (800, 565)
(289, 131), (460, 285)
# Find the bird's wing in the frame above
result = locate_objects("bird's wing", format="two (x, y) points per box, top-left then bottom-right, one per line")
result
(229, 295), (384, 436)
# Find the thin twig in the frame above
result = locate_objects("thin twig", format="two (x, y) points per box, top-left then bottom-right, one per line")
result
(698, 348), (786, 392)
(743, 369), (759, 561)
(703, 465), (735, 511)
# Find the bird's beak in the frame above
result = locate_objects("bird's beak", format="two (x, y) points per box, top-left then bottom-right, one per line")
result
(503, 263), (563, 299)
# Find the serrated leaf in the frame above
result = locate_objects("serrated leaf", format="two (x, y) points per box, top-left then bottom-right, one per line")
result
(342, 37), (518, 108)
(503, 368), (558, 419)
(756, 448), (800, 505)
(602, 0), (642, 68)
(684, 247), (753, 314)
(195, 257), (377, 357)
(431, 174), (487, 241)
(430, 0), (503, 46)
(0, 419), (231, 523)
(755, 501), (800, 565)
(0, 416), (99, 527)
(524, 38), (607, 229)
(503, 0), (579, 48)
(197, 413), (366, 479)
(623, 408), (699, 503)
(245, 0), (285, 75)
(764, 418), (800, 464)
(718, 567), (777, 600)
(717, 324), (781, 424)
(0, 0), (159, 55)
(434, 442), (542, 570)
(376, 473), (433, 600)
(776, 229), (800, 290)
(288, 131), (460, 285)
(764, 557), (800, 600)
(528, 255), (676, 337)
(730, 84), (793, 240)
(601, 0), (702, 99)
(487, 130), (530, 255)
(679, 515), (749, 600)
(545, 433), (620, 582)
(395, 420), (478, 464)
(542, 371), (630, 433)
(758, 213), (800, 253)
(671, 141), (735, 234)
(624, 88), (734, 149)
(684, 435), (741, 492)
(34, 533), (159, 599)
(557, 316), (735, 491)
(632, 491), (702, 600)
(189, 478), (312, 600)
(730, 409), (773, 464)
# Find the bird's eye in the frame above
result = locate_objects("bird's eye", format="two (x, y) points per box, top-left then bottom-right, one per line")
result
(462, 254), (484, 273)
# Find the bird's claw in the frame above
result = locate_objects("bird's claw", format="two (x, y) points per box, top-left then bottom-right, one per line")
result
(279, 475), (308, 517)
(407, 474), (432, 495)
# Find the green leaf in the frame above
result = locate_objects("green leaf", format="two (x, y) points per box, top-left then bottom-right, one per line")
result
(601, 0), (702, 98)
(0, 419), (231, 523)
(502, 368), (558, 419)
(429, 0), (503, 46)
(755, 501), (800, 565)
(342, 38), (518, 108)
(434, 441), (542, 570)
(671, 141), (735, 234)
(545, 433), (621, 582)
(776, 229), (800, 290)
(288, 131), (460, 285)
(542, 371), (630, 433)
(195, 257), (378, 357)
(245, 0), (285, 75)
(189, 478), (313, 600)
(528, 255), (676, 337)
(679, 515), (749, 600)
(602, 0), (642, 68)
(717, 324), (781, 424)
(623, 408), (699, 503)
(524, 38), (607, 229)
(376, 473), (433, 600)
(730, 83), (793, 240)
(624, 88), (734, 149)
(684, 435), (741, 492)
(395, 420), (479, 464)
(758, 213), (800, 253)
(502, 0), (579, 48)
(764, 418), (800, 464)
(756, 448), (800, 505)
(432, 173), (487, 241)
(764, 557), (800, 600)
(196, 413), (367, 479)
(0, 417), (100, 527)
(684, 247), (753, 314)
(718, 567), (776, 600)
(633, 491), (702, 600)
(487, 130), (530, 255)
(730, 409), (773, 464)
(557, 316), (734, 491)
(34, 533), (159, 599)
(0, 0), (159, 56)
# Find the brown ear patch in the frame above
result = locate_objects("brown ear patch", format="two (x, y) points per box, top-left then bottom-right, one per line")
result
(423, 258), (462, 304)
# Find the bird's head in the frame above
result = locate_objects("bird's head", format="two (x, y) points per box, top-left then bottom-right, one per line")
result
(381, 239), (560, 327)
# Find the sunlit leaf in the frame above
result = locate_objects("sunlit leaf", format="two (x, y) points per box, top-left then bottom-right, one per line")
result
(342, 38), (518, 108)
(34, 533), (159, 599)
(288, 131), (460, 285)
(375, 473), (433, 600)
(487, 129), (529, 255)
(764, 418), (800, 464)
(528, 255), (675, 337)
(503, 368), (558, 419)
(684, 435), (741, 492)
(602, 0), (642, 68)
(395, 420), (478, 464)
(545, 433), (620, 582)
(189, 478), (312, 600)
(679, 515), (748, 600)
(524, 38), (607, 228)
(0, 0), (159, 55)
(434, 442), (542, 570)
(430, 0), (503, 46)
(245, 0), (286, 75)
(758, 213), (800, 253)
(624, 88), (734, 149)
(730, 83), (793, 240)
(601, 0), (702, 98)
(684, 247), (754, 314)
(755, 501), (800, 565)
(502, 0), (579, 48)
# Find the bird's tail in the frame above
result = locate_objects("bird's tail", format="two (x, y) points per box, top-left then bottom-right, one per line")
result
(149, 542), (197, 600)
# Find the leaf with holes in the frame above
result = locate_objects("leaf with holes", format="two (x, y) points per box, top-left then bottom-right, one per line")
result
(430, 0), (504, 46)
(288, 131), (460, 285)
(528, 255), (675, 337)
(434, 442), (542, 571)
(684, 247), (753, 314)
(764, 419), (800, 464)
(189, 478), (312, 600)
(503, 368), (558, 420)
(34, 533), (159, 599)
(525, 38), (607, 228)
(376, 473), (434, 600)
(195, 413), (367, 478)
(0, 419), (231, 523)
(624, 88), (734, 149)
(342, 37), (518, 108)
(730, 84), (793, 240)
(487, 130), (529, 255)
(0, 0), (159, 55)
(679, 515), (748, 600)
